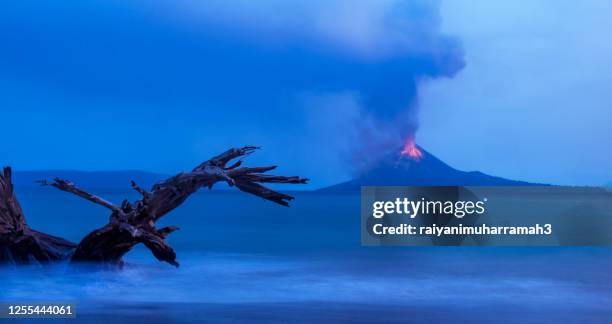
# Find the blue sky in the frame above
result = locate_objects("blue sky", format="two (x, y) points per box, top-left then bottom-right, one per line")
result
(1, 0), (610, 187)
(418, 0), (612, 186)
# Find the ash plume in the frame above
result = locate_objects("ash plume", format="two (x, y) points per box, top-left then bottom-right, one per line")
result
(180, 0), (467, 162)
(0, 0), (465, 175)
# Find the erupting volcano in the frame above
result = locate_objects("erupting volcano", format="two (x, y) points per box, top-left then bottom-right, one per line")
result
(400, 135), (423, 161)
(321, 142), (539, 191)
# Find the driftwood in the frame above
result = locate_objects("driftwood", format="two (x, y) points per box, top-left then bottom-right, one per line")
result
(0, 167), (76, 264)
(37, 146), (308, 267)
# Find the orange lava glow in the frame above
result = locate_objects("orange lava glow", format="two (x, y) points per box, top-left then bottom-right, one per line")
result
(400, 136), (423, 161)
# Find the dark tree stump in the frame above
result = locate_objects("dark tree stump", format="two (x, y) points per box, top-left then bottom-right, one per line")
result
(0, 167), (76, 264)
(41, 147), (308, 267)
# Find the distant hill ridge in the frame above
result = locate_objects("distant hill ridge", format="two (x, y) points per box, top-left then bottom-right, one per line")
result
(12, 147), (541, 191)
(12, 170), (169, 190)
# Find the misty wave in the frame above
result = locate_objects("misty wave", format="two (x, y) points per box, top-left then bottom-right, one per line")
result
(1, 251), (609, 308)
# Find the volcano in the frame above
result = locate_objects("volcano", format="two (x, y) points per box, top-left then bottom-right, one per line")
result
(321, 146), (539, 191)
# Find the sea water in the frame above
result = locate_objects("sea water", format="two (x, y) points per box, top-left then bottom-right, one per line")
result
(1, 190), (611, 322)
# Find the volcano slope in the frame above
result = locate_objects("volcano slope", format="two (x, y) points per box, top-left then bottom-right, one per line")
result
(321, 146), (539, 192)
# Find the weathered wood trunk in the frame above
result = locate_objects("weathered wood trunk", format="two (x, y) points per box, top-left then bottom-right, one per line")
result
(41, 147), (308, 267)
(0, 167), (76, 264)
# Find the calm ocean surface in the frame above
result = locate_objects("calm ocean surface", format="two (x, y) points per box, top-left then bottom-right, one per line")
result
(1, 190), (611, 323)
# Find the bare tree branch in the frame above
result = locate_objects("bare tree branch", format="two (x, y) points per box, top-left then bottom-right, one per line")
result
(40, 146), (308, 267)
(130, 180), (151, 202)
(147, 147), (308, 220)
(39, 178), (119, 212)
